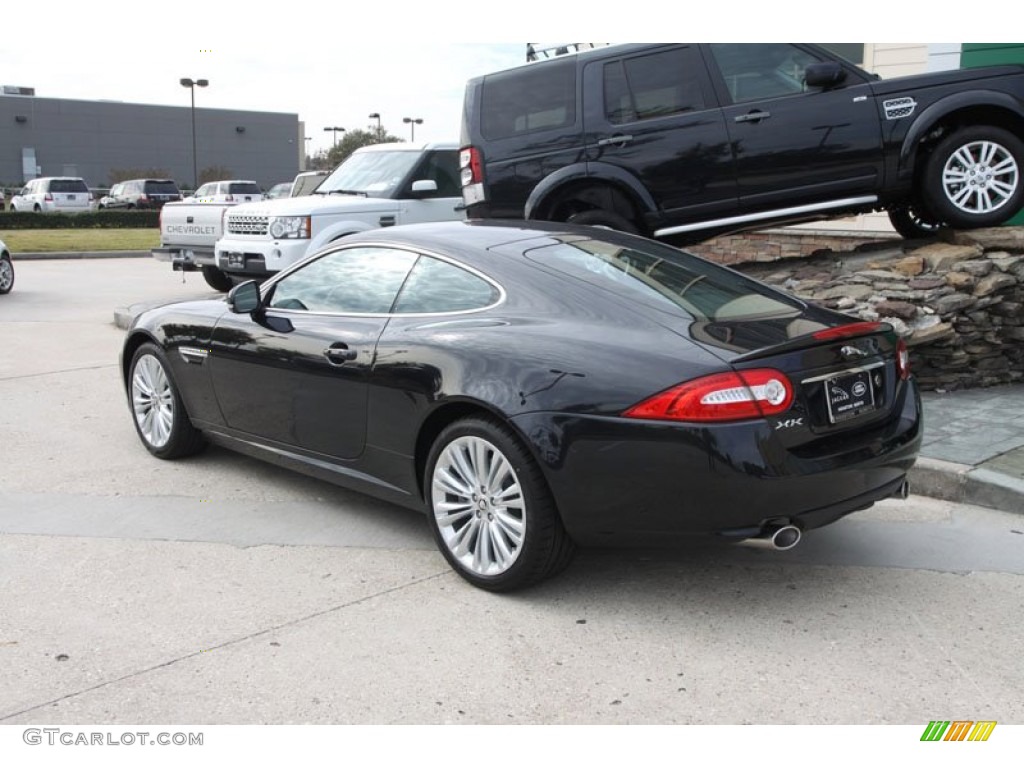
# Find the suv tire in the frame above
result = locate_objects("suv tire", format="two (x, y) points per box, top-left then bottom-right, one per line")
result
(567, 209), (639, 234)
(887, 203), (945, 240)
(201, 265), (234, 292)
(922, 126), (1024, 229)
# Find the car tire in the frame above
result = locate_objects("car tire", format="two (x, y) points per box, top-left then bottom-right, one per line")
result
(425, 416), (576, 591)
(567, 208), (640, 234)
(922, 126), (1024, 229)
(128, 343), (207, 459)
(33, 204), (41, 212)
(201, 265), (234, 292)
(0, 254), (14, 294)
(887, 203), (945, 240)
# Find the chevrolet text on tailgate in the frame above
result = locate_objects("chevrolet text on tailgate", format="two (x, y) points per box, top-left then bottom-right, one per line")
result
(215, 142), (464, 287)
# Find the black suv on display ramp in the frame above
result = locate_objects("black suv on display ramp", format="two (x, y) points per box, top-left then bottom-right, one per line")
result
(459, 43), (1024, 242)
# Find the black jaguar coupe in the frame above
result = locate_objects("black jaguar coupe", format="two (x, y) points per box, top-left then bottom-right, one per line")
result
(122, 220), (922, 590)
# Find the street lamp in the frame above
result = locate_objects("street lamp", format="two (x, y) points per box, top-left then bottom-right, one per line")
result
(180, 78), (209, 191)
(368, 112), (381, 138)
(323, 126), (345, 147)
(403, 117), (423, 142)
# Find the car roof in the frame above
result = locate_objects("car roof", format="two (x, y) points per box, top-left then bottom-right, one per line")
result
(354, 141), (459, 153)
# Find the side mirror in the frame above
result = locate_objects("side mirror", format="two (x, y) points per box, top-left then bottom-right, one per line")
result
(805, 62), (847, 89)
(410, 179), (439, 196)
(227, 280), (261, 313)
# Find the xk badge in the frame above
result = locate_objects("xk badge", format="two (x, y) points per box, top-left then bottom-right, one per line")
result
(775, 418), (804, 430)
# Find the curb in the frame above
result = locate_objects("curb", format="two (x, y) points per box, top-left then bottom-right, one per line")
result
(13, 251), (148, 260)
(909, 456), (1024, 514)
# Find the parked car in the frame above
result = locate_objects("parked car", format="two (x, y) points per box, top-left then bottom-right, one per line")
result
(99, 179), (182, 210)
(9, 177), (94, 213)
(459, 43), (1024, 242)
(266, 182), (292, 200)
(187, 180), (264, 204)
(122, 220), (921, 591)
(0, 238), (13, 294)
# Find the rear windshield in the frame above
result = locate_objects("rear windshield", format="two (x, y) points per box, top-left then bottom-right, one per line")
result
(228, 182), (261, 195)
(524, 237), (803, 322)
(144, 181), (180, 195)
(50, 179), (89, 193)
(480, 58), (577, 139)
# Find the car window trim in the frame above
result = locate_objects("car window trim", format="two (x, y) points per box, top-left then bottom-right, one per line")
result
(259, 241), (507, 319)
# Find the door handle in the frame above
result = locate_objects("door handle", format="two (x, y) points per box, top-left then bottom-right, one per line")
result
(734, 111), (771, 123)
(323, 344), (357, 364)
(597, 134), (634, 147)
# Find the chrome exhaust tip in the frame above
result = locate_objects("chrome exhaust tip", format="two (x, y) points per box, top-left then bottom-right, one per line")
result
(737, 523), (802, 551)
(896, 480), (910, 500)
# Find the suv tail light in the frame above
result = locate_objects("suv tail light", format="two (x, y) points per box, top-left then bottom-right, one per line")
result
(44, 193), (54, 202)
(624, 369), (794, 423)
(896, 338), (910, 381)
(459, 146), (484, 187)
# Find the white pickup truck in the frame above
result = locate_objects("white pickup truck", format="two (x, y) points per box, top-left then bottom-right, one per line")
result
(152, 142), (464, 291)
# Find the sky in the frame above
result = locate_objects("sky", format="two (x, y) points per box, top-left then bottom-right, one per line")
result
(0, 3), (990, 156)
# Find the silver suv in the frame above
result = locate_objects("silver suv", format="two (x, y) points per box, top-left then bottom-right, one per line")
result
(10, 177), (94, 213)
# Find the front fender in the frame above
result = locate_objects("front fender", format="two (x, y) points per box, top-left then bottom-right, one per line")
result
(307, 220), (377, 253)
(899, 90), (1024, 175)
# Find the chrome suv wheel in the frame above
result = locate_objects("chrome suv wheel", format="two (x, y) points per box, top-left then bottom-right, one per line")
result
(924, 126), (1024, 229)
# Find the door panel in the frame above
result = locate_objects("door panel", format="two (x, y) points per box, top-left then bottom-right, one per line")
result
(583, 45), (737, 224)
(707, 43), (884, 210)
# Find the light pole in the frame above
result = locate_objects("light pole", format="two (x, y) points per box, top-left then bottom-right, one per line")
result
(179, 78), (208, 191)
(403, 117), (423, 142)
(324, 126), (345, 147)
(368, 112), (381, 139)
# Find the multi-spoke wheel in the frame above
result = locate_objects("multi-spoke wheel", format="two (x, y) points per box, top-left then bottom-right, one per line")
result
(0, 255), (14, 295)
(425, 417), (575, 591)
(128, 343), (206, 459)
(923, 126), (1024, 229)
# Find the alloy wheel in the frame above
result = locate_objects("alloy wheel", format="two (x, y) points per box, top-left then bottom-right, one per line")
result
(942, 140), (1019, 215)
(131, 354), (175, 448)
(0, 259), (13, 292)
(431, 435), (526, 576)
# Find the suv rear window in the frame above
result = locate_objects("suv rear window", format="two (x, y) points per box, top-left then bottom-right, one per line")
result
(227, 182), (261, 195)
(50, 179), (88, 193)
(480, 59), (576, 140)
(144, 181), (180, 195)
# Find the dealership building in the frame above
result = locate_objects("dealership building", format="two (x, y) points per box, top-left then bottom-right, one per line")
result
(0, 87), (305, 192)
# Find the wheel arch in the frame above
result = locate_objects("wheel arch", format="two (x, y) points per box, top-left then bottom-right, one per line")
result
(525, 163), (657, 230)
(899, 92), (1024, 178)
(120, 330), (162, 390)
(413, 398), (543, 504)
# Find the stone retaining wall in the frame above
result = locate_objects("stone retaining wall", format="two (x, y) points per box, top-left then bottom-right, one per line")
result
(688, 229), (900, 265)
(732, 228), (1024, 391)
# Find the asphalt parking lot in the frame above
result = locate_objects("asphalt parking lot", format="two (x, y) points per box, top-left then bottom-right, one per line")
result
(1, 257), (1023, 726)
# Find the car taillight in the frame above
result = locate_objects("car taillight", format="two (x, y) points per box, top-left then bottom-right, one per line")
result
(44, 193), (54, 202)
(459, 146), (483, 187)
(225, 195), (234, 202)
(812, 321), (883, 341)
(624, 369), (794, 423)
(896, 338), (910, 381)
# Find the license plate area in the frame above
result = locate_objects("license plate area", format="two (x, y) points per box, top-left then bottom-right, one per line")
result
(825, 369), (877, 424)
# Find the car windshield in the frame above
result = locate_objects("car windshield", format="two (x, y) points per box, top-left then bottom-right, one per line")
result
(315, 149), (420, 198)
(525, 236), (804, 322)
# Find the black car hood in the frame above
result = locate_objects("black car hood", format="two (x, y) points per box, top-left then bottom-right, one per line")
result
(869, 64), (1024, 96)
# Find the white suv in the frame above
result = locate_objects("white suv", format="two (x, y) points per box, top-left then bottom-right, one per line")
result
(10, 177), (94, 213)
(187, 180), (264, 204)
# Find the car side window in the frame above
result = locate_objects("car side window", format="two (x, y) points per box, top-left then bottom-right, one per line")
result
(267, 247), (418, 314)
(480, 58), (576, 139)
(603, 47), (706, 124)
(710, 43), (822, 104)
(393, 255), (499, 313)
(408, 152), (460, 198)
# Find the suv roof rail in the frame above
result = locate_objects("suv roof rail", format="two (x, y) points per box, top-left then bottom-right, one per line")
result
(525, 43), (607, 62)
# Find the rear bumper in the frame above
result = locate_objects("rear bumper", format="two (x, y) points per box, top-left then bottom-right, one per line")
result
(510, 379), (923, 546)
